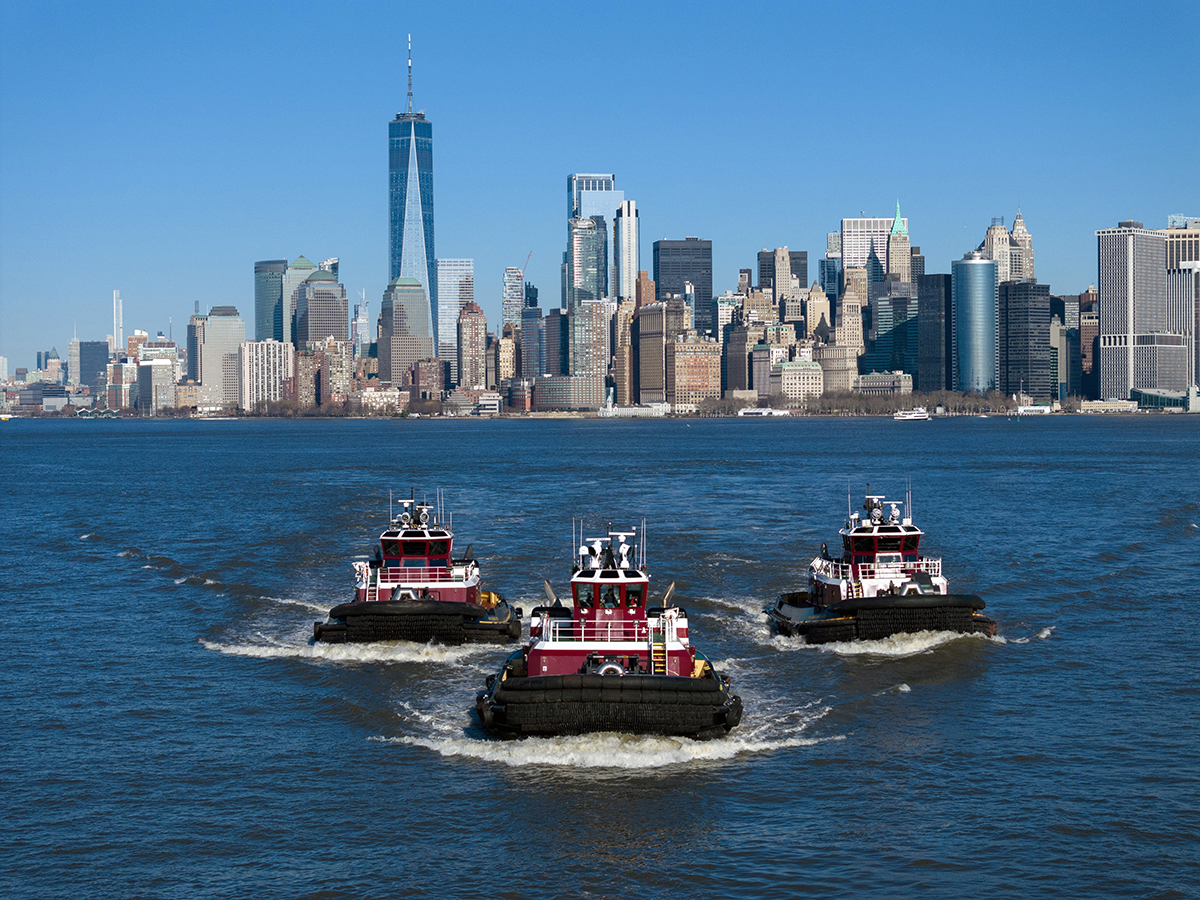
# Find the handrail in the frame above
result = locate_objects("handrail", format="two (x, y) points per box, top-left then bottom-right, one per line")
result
(374, 566), (472, 584)
(813, 557), (941, 580)
(543, 615), (683, 644)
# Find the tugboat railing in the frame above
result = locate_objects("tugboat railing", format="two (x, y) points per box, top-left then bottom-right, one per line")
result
(544, 616), (680, 644)
(375, 566), (472, 585)
(813, 557), (942, 581)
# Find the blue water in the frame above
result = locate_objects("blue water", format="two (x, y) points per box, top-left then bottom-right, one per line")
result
(3, 416), (1198, 898)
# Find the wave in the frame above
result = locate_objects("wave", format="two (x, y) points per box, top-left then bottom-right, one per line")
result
(1009, 625), (1056, 645)
(266, 596), (333, 614)
(199, 637), (494, 666)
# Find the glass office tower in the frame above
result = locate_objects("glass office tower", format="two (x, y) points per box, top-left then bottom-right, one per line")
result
(951, 251), (998, 392)
(389, 47), (435, 315)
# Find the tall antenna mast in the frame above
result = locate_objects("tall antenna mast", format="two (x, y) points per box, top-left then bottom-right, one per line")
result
(406, 34), (413, 114)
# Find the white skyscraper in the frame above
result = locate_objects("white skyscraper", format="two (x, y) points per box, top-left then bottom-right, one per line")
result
(841, 216), (906, 284)
(569, 173), (624, 299)
(113, 290), (123, 351)
(613, 200), (640, 302)
(436, 258), (474, 385)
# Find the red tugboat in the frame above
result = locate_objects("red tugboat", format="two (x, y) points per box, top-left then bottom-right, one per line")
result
(475, 524), (742, 738)
(314, 496), (522, 645)
(767, 488), (997, 643)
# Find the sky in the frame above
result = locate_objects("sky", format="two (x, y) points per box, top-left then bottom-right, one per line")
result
(2, 0), (1198, 366)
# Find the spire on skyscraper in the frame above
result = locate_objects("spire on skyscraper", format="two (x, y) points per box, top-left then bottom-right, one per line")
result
(890, 200), (908, 237)
(406, 34), (413, 115)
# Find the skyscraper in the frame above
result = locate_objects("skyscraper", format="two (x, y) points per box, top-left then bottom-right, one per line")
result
(842, 215), (906, 284)
(113, 290), (123, 351)
(951, 251), (998, 393)
(567, 217), (604, 306)
(456, 301), (488, 390)
(820, 232), (842, 303)
(254, 260), (287, 341)
(501, 266), (523, 332)
(379, 276), (435, 386)
(653, 238), (713, 334)
(294, 270), (349, 346)
(613, 200), (639, 301)
(887, 202), (911, 282)
(917, 274), (953, 392)
(998, 281), (1051, 396)
(390, 36), (435, 314)
(198, 306), (246, 408)
(436, 258), (474, 384)
(1097, 221), (1187, 397)
(281, 256), (319, 346)
(568, 173), (623, 299)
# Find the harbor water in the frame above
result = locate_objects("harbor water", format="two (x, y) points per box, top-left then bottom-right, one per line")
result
(3, 415), (1198, 898)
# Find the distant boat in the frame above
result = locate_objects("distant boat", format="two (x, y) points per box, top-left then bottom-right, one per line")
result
(893, 407), (930, 421)
(737, 407), (790, 417)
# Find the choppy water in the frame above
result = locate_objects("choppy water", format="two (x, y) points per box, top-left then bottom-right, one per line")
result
(3, 415), (1198, 898)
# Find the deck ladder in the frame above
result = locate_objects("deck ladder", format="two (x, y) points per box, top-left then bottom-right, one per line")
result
(649, 630), (667, 674)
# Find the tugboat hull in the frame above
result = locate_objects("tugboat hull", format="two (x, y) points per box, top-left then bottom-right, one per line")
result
(314, 599), (522, 645)
(769, 593), (996, 644)
(476, 672), (743, 739)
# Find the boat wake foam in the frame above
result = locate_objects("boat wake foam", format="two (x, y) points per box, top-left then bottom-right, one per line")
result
(383, 728), (837, 769)
(770, 629), (990, 658)
(1009, 625), (1055, 644)
(199, 637), (495, 666)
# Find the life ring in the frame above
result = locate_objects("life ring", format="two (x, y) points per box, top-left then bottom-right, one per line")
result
(595, 661), (625, 676)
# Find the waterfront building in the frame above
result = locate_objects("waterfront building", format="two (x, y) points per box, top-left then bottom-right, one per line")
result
(436, 258), (474, 385)
(457, 301), (488, 390)
(352, 298), (370, 358)
(318, 338), (353, 404)
(390, 37), (436, 315)
(951, 251), (999, 393)
(863, 285), (918, 378)
(636, 301), (667, 403)
(842, 215), (906, 284)
(613, 201), (639, 301)
(820, 232), (842, 302)
(198, 306), (246, 409)
(137, 359), (175, 416)
(654, 238), (713, 335)
(1096, 221), (1188, 398)
(379, 277), (435, 386)
(981, 219), (1013, 286)
(998, 281), (1051, 397)
(238, 339), (295, 410)
(253, 260), (288, 341)
(917, 274), (953, 392)
(813, 344), (858, 393)
(1166, 262), (1199, 388)
(494, 333), (517, 386)
(76, 341), (111, 394)
(502, 266), (523, 333)
(665, 334), (721, 412)
(711, 293), (742, 346)
(409, 357), (444, 400)
(294, 270), (349, 346)
(772, 357), (824, 404)
(855, 370), (913, 395)
(753, 343), (790, 399)
(722, 319), (766, 393)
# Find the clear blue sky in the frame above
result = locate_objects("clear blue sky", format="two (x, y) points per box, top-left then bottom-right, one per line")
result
(2, 0), (1197, 366)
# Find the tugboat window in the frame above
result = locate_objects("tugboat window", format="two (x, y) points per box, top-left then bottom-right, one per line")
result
(402, 541), (426, 556)
(428, 540), (449, 556)
(626, 585), (644, 607)
(601, 587), (619, 607)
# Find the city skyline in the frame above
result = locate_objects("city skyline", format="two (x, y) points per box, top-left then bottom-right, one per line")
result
(1, 2), (1198, 363)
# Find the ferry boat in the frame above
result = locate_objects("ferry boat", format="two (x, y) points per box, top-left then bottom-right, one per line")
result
(767, 488), (996, 643)
(475, 524), (742, 738)
(893, 407), (931, 421)
(313, 496), (521, 645)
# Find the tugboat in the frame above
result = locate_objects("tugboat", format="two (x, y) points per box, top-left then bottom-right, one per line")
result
(475, 524), (742, 738)
(767, 488), (996, 643)
(314, 496), (522, 645)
